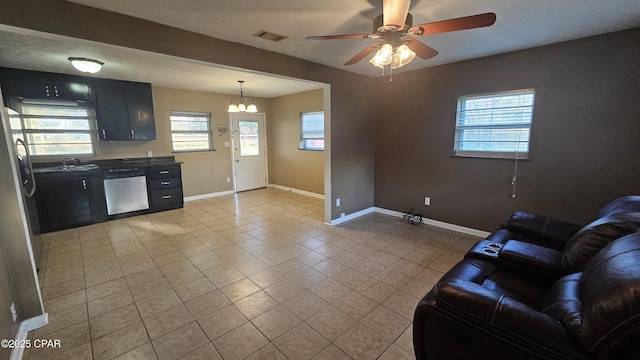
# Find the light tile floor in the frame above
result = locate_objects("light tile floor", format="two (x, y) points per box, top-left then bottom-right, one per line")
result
(24, 188), (480, 360)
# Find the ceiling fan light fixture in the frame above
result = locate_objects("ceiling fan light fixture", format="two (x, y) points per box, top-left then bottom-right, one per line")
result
(68, 57), (103, 73)
(370, 43), (394, 68)
(391, 44), (416, 69)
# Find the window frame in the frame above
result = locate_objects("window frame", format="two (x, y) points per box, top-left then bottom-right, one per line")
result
(453, 89), (535, 159)
(10, 99), (96, 157)
(300, 110), (325, 151)
(169, 110), (213, 153)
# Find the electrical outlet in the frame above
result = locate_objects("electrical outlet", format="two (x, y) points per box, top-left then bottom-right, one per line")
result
(10, 302), (17, 322)
(336, 198), (341, 207)
(340, 213), (345, 218)
(226, 177), (231, 183)
(424, 197), (431, 206)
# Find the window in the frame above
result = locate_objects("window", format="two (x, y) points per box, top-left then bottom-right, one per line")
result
(300, 111), (324, 150)
(170, 111), (212, 152)
(12, 100), (95, 156)
(454, 89), (535, 159)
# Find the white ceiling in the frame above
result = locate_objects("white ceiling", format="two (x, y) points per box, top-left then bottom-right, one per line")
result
(1, 0), (639, 97)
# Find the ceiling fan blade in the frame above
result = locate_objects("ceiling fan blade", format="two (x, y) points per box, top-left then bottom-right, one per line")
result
(408, 12), (497, 36)
(345, 43), (382, 65)
(383, 0), (411, 29)
(404, 38), (439, 59)
(306, 34), (379, 40)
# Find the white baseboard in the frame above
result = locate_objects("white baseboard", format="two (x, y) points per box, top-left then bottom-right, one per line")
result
(184, 190), (235, 202)
(268, 184), (324, 200)
(328, 207), (375, 226)
(328, 206), (490, 238)
(373, 207), (491, 237)
(11, 313), (48, 360)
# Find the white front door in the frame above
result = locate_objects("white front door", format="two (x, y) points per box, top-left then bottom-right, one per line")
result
(230, 113), (267, 192)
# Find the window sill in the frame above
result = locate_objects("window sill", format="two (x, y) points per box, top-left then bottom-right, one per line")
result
(451, 154), (532, 161)
(298, 148), (324, 152)
(172, 149), (216, 154)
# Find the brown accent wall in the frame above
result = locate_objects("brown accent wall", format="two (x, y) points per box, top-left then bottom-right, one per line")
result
(268, 89), (324, 195)
(0, 0), (376, 219)
(375, 27), (640, 231)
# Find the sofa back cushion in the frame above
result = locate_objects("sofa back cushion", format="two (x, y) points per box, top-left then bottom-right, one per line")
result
(561, 213), (640, 272)
(597, 195), (640, 218)
(576, 233), (640, 359)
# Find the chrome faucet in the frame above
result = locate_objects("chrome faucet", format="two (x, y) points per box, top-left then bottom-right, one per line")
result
(62, 157), (79, 168)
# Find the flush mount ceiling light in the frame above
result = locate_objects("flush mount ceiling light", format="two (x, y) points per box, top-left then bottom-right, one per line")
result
(68, 57), (104, 73)
(228, 80), (258, 113)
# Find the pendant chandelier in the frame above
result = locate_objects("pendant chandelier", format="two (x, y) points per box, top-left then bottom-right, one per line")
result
(227, 80), (258, 113)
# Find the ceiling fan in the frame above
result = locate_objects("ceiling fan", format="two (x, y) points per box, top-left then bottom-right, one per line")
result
(306, 0), (496, 70)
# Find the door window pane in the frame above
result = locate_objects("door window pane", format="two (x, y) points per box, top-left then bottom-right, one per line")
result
(239, 121), (260, 156)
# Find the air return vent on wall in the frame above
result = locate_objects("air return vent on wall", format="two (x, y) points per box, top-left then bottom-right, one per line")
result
(253, 30), (288, 42)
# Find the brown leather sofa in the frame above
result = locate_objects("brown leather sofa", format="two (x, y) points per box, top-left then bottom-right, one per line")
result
(413, 197), (640, 360)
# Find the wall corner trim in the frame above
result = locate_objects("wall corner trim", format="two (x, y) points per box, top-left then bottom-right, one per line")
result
(328, 206), (491, 238)
(11, 313), (48, 360)
(268, 184), (324, 199)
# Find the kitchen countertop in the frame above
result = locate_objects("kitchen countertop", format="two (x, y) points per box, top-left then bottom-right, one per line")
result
(32, 156), (181, 174)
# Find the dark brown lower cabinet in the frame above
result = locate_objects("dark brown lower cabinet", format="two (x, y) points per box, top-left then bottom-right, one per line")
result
(34, 172), (107, 233)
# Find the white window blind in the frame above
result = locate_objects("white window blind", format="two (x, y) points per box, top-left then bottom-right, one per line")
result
(170, 111), (212, 152)
(454, 89), (535, 159)
(300, 111), (324, 150)
(14, 100), (95, 156)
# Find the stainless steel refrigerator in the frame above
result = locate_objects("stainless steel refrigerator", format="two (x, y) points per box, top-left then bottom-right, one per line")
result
(0, 86), (46, 359)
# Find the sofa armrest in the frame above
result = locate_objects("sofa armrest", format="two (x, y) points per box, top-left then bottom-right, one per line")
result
(466, 240), (563, 285)
(505, 211), (583, 249)
(499, 240), (563, 274)
(434, 280), (588, 359)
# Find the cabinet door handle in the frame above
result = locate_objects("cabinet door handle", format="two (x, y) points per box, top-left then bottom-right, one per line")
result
(130, 129), (135, 138)
(82, 179), (87, 190)
(53, 85), (59, 97)
(45, 85), (50, 97)
(102, 129), (106, 138)
(159, 170), (169, 175)
(160, 181), (171, 185)
(161, 195), (172, 199)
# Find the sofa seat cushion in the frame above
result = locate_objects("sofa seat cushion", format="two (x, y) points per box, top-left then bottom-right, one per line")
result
(439, 258), (548, 310)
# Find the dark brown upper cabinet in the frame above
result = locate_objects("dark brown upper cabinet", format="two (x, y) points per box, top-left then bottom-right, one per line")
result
(0, 67), (91, 103)
(0, 67), (156, 141)
(94, 80), (156, 141)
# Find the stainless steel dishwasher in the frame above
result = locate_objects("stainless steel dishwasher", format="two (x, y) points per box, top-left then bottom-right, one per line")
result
(103, 167), (149, 215)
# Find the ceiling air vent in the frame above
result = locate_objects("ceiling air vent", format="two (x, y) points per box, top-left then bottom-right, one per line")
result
(253, 30), (288, 42)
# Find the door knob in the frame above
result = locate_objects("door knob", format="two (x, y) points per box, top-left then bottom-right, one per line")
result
(235, 159), (240, 162)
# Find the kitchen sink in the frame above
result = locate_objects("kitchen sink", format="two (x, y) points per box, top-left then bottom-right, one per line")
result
(34, 164), (99, 173)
